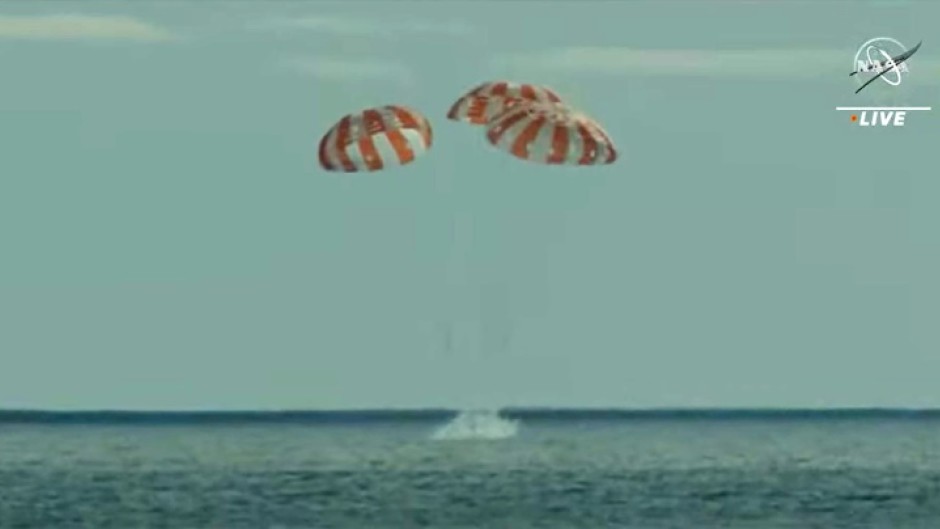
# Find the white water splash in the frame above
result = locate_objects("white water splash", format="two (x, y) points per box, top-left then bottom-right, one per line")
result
(430, 409), (519, 441)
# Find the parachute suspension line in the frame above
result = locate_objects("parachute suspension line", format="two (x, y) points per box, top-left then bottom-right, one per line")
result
(437, 138), (465, 357)
(441, 80), (618, 360)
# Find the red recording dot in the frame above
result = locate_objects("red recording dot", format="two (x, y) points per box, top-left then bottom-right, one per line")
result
(851, 115), (858, 122)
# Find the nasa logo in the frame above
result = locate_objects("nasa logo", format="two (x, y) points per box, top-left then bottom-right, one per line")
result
(850, 37), (921, 95)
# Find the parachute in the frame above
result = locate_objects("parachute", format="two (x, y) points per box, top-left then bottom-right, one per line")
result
(447, 81), (563, 126)
(484, 101), (618, 165)
(318, 105), (433, 172)
(312, 81), (620, 381)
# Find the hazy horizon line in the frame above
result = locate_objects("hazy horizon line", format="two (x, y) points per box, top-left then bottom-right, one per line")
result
(3, 407), (940, 424)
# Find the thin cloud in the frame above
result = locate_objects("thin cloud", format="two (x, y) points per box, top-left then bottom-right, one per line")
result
(491, 46), (940, 79)
(279, 56), (414, 85)
(0, 14), (177, 41)
(256, 14), (474, 38)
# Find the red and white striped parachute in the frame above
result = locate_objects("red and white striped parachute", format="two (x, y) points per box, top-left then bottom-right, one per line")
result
(485, 101), (618, 166)
(318, 105), (433, 172)
(447, 81), (563, 126)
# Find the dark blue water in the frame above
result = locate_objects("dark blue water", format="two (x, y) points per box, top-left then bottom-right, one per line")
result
(1, 409), (938, 528)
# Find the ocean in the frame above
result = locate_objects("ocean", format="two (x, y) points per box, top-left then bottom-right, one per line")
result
(1, 409), (938, 528)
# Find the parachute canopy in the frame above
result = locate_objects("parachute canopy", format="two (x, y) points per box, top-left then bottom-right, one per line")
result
(485, 101), (618, 166)
(318, 105), (433, 172)
(447, 81), (563, 126)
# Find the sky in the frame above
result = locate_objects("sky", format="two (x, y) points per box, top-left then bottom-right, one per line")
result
(0, 1), (938, 410)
